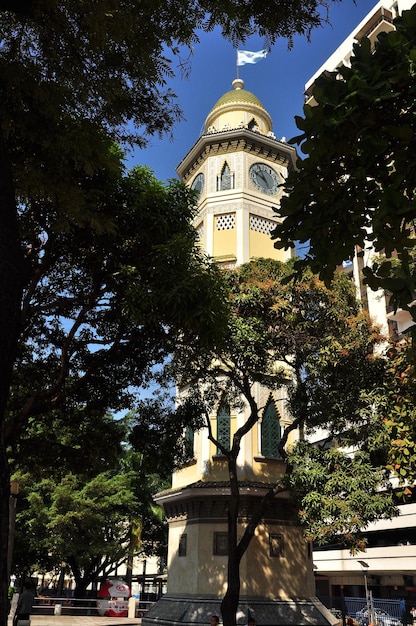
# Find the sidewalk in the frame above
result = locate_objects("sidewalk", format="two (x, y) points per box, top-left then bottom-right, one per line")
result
(9, 617), (142, 626)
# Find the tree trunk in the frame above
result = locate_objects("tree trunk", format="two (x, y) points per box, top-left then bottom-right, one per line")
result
(0, 131), (25, 626)
(221, 454), (240, 626)
(72, 572), (89, 600)
(221, 541), (240, 626)
(125, 522), (135, 590)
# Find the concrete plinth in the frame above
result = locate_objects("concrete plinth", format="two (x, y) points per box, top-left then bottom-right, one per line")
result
(143, 594), (338, 626)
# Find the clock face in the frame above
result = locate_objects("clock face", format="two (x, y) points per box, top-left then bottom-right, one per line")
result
(191, 172), (204, 197)
(249, 163), (280, 195)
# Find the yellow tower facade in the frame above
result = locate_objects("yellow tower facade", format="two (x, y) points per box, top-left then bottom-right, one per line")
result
(172, 78), (299, 494)
(176, 78), (295, 269)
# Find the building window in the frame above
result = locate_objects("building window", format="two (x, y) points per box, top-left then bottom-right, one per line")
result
(179, 533), (187, 557)
(248, 117), (260, 132)
(261, 400), (281, 459)
(269, 533), (284, 557)
(213, 532), (229, 556)
(217, 162), (234, 191)
(217, 398), (230, 453)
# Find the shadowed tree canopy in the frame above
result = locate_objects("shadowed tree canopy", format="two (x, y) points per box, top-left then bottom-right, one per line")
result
(10, 401), (196, 595)
(129, 394), (207, 478)
(7, 164), (227, 450)
(272, 6), (416, 340)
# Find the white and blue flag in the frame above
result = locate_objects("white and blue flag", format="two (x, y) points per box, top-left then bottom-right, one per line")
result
(237, 49), (267, 66)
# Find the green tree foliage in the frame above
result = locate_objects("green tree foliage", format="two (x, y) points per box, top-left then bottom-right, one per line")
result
(13, 463), (166, 597)
(11, 406), (175, 597)
(0, 0), (345, 421)
(7, 165), (226, 451)
(174, 258), (396, 626)
(373, 343), (416, 489)
(11, 400), (197, 596)
(287, 337), (416, 530)
(11, 409), (126, 482)
(272, 6), (416, 335)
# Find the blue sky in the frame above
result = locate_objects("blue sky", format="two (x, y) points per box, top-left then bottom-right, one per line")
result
(128, 0), (379, 182)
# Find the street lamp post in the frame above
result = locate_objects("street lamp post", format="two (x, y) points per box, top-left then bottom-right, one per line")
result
(358, 561), (375, 626)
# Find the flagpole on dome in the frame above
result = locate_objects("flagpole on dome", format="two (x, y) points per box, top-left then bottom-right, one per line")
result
(236, 48), (239, 79)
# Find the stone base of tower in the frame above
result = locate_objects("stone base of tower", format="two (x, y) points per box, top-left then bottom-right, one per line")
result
(142, 594), (338, 626)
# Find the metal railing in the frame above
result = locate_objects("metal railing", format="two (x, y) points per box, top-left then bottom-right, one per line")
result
(32, 597), (100, 616)
(321, 596), (410, 626)
(132, 600), (155, 618)
(31, 596), (156, 618)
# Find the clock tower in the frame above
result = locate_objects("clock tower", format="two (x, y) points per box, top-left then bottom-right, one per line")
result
(144, 80), (337, 626)
(176, 78), (295, 269)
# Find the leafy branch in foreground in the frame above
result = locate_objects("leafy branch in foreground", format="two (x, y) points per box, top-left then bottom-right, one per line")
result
(272, 6), (416, 339)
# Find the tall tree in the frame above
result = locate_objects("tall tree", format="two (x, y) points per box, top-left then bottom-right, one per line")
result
(272, 6), (416, 341)
(173, 258), (397, 626)
(8, 164), (226, 449)
(368, 340), (416, 491)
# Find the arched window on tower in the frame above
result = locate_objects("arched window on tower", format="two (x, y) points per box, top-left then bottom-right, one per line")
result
(248, 117), (260, 132)
(261, 399), (281, 459)
(216, 397), (230, 453)
(217, 162), (234, 191)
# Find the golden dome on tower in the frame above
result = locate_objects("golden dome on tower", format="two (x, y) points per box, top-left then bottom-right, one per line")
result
(204, 78), (273, 137)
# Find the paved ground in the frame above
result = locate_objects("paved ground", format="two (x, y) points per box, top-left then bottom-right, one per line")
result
(9, 617), (142, 626)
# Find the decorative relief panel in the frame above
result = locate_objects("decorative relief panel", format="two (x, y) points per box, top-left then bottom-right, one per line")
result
(250, 214), (276, 235)
(216, 213), (235, 231)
